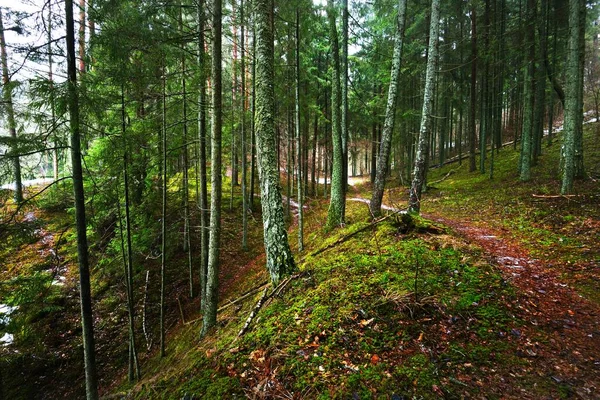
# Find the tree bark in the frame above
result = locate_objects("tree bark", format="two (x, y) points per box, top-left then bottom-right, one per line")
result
(253, 0), (297, 284)
(408, 0), (440, 214)
(370, 0), (407, 218)
(201, 0), (223, 336)
(326, 0), (346, 229)
(561, 0), (583, 193)
(65, 0), (99, 397)
(0, 9), (23, 204)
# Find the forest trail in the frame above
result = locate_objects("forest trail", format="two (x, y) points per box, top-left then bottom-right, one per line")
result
(347, 196), (600, 398)
(424, 213), (600, 398)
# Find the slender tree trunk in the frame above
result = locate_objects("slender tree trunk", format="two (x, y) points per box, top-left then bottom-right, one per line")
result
(326, 0), (345, 229)
(121, 86), (140, 382)
(370, 0), (407, 217)
(197, 0), (209, 310)
(0, 10), (23, 204)
(254, 0), (297, 284)
(65, 0), (99, 397)
(160, 66), (167, 357)
(295, 7), (304, 251)
(408, 0), (440, 214)
(241, 0), (248, 250)
(532, 0), (547, 165)
(574, 0), (586, 178)
(47, 2), (59, 182)
(341, 0), (349, 198)
(201, 0), (223, 337)
(469, 2), (477, 173)
(180, 4), (193, 298)
(250, 24), (257, 211)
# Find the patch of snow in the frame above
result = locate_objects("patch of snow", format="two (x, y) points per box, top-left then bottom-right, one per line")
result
(0, 304), (17, 325)
(1, 177), (54, 191)
(0, 333), (14, 346)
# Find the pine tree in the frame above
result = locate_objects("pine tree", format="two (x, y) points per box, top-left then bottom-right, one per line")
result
(201, 0), (223, 337)
(326, 0), (345, 229)
(65, 0), (99, 397)
(253, 0), (297, 284)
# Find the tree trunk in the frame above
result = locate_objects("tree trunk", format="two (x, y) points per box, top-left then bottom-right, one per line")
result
(0, 9), (23, 204)
(370, 0), (407, 217)
(408, 0), (440, 214)
(326, 0), (345, 229)
(197, 0), (209, 308)
(469, 2), (477, 173)
(201, 0), (223, 337)
(341, 0), (349, 197)
(295, 7), (304, 251)
(241, 0), (248, 250)
(519, 0), (535, 182)
(561, 0), (583, 193)
(160, 66), (167, 357)
(253, 0), (297, 284)
(65, 0), (99, 397)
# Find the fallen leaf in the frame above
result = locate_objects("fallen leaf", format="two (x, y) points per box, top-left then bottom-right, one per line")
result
(360, 318), (374, 327)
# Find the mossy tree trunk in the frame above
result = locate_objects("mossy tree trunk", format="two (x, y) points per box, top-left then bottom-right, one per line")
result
(519, 0), (535, 182)
(202, 0), (223, 337)
(253, 0), (297, 285)
(370, 0), (407, 218)
(408, 0), (440, 214)
(561, 0), (584, 194)
(326, 0), (345, 229)
(65, 0), (99, 397)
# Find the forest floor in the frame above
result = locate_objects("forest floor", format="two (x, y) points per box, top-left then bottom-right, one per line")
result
(0, 124), (598, 399)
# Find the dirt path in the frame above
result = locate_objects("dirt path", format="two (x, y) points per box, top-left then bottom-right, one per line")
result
(345, 196), (600, 397)
(424, 213), (600, 399)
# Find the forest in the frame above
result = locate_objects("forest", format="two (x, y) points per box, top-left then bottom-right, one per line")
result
(0, 0), (599, 398)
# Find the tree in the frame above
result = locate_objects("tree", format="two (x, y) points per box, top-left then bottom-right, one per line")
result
(201, 0), (223, 337)
(197, 0), (209, 310)
(65, 0), (99, 397)
(408, 0), (440, 214)
(519, 0), (535, 182)
(326, 0), (345, 229)
(254, 0), (296, 284)
(295, 6), (304, 251)
(0, 8), (23, 204)
(561, 0), (584, 194)
(369, 0), (407, 218)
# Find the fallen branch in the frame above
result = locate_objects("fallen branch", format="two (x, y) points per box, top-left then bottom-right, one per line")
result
(307, 214), (393, 258)
(183, 281), (270, 326)
(238, 273), (302, 337)
(177, 297), (186, 324)
(218, 281), (270, 312)
(429, 164), (462, 185)
(532, 194), (581, 199)
(238, 287), (269, 337)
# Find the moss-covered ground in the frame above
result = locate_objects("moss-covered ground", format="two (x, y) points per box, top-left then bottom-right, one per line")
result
(1, 124), (598, 399)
